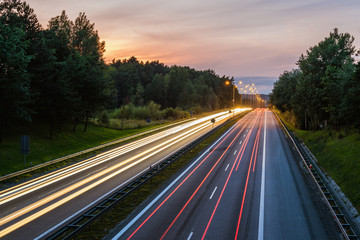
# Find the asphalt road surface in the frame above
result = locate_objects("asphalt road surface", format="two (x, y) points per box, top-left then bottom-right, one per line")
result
(108, 109), (340, 240)
(0, 109), (249, 240)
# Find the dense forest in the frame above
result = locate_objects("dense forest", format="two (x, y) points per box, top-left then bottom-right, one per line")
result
(0, 0), (243, 142)
(270, 29), (360, 130)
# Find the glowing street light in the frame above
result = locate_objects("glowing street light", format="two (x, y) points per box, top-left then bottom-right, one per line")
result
(225, 80), (235, 110)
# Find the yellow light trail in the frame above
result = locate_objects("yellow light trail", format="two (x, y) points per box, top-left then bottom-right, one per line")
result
(0, 110), (243, 205)
(0, 108), (250, 237)
(0, 119), (216, 237)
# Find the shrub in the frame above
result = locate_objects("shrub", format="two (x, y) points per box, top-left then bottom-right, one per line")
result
(175, 109), (190, 119)
(132, 106), (150, 119)
(99, 111), (110, 125)
(163, 107), (175, 119)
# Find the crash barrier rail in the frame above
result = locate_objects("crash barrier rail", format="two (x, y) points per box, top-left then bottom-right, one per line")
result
(274, 112), (359, 240)
(45, 113), (247, 239)
(0, 118), (195, 183)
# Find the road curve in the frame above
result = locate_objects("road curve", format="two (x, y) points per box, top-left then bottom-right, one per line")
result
(108, 109), (339, 240)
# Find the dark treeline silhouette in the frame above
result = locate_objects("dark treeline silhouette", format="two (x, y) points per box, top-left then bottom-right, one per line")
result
(109, 57), (237, 110)
(270, 29), (360, 130)
(0, 0), (239, 142)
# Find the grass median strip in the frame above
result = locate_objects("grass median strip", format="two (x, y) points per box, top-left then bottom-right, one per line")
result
(72, 113), (248, 240)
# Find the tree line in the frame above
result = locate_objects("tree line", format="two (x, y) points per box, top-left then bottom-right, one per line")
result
(270, 29), (360, 130)
(0, 0), (239, 142)
(108, 57), (238, 110)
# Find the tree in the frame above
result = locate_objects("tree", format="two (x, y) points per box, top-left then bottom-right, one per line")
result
(297, 28), (356, 129)
(271, 28), (357, 130)
(340, 62), (360, 127)
(132, 83), (145, 106)
(0, 22), (31, 142)
(270, 69), (301, 113)
(145, 73), (166, 107)
(69, 12), (106, 132)
(0, 0), (40, 142)
(119, 105), (131, 130)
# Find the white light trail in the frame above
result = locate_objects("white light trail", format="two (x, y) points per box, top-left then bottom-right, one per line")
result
(0, 110), (248, 205)
(0, 109), (250, 237)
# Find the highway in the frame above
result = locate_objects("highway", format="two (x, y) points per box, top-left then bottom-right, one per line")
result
(0, 109), (250, 240)
(109, 109), (340, 240)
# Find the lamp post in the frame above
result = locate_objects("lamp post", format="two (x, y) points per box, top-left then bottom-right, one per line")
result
(244, 84), (249, 107)
(240, 87), (243, 106)
(253, 87), (257, 108)
(233, 85), (238, 109)
(238, 81), (243, 107)
(225, 80), (236, 109)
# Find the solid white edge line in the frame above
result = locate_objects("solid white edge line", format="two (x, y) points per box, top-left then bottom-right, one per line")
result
(258, 110), (267, 240)
(34, 112), (246, 240)
(33, 169), (146, 240)
(34, 145), (190, 240)
(110, 122), (239, 240)
(2, 111), (231, 202)
(34, 124), (214, 240)
(33, 112), (249, 240)
(209, 187), (218, 200)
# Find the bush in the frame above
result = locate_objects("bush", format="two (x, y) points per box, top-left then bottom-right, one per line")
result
(163, 107), (175, 119)
(190, 105), (204, 115)
(175, 109), (190, 119)
(99, 111), (110, 125)
(109, 108), (122, 119)
(110, 105), (132, 119)
(132, 106), (150, 119)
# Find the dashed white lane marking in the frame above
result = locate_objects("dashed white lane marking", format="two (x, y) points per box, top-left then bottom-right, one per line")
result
(239, 140), (242, 145)
(243, 134), (246, 137)
(187, 232), (193, 240)
(209, 187), (218, 200)
(225, 164), (230, 171)
(234, 150), (237, 155)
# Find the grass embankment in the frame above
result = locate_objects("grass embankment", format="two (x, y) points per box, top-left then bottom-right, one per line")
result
(276, 110), (360, 212)
(73, 113), (247, 240)
(0, 120), (169, 177)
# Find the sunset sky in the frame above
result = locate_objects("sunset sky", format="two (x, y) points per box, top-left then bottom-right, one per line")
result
(26, 0), (360, 94)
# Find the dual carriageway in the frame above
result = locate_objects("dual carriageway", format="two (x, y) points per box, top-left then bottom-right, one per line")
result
(0, 109), (346, 239)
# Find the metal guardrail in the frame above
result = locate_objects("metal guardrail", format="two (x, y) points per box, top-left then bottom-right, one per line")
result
(274, 112), (359, 240)
(0, 118), (195, 183)
(44, 113), (246, 240)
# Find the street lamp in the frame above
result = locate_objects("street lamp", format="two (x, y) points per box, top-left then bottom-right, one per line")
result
(240, 87), (243, 106)
(225, 80), (236, 110)
(238, 81), (243, 106)
(233, 85), (237, 109)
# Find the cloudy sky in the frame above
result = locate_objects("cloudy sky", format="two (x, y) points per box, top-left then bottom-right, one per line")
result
(26, 0), (360, 94)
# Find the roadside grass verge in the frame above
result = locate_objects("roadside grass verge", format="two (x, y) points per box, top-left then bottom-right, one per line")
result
(0, 121), (172, 177)
(0, 109), (231, 181)
(73, 114), (248, 240)
(275, 110), (360, 212)
(95, 118), (172, 130)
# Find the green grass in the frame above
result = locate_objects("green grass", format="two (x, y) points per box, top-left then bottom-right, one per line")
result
(295, 129), (360, 211)
(275, 110), (360, 212)
(0, 109), (226, 177)
(96, 118), (172, 130)
(0, 121), (165, 176)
